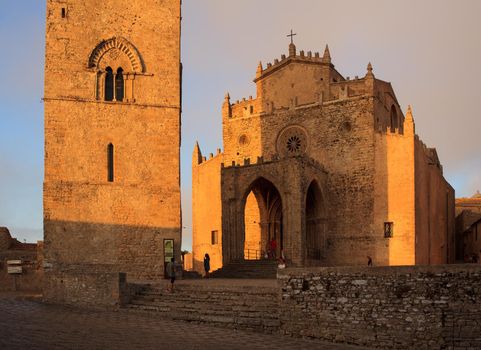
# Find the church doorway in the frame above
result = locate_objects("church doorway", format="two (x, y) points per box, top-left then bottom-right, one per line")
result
(243, 177), (283, 260)
(305, 180), (326, 261)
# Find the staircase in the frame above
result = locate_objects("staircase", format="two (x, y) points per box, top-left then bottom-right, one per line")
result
(124, 280), (280, 333)
(210, 259), (278, 279)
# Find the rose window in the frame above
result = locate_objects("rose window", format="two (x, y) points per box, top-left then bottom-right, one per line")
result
(276, 125), (308, 157)
(286, 136), (302, 153)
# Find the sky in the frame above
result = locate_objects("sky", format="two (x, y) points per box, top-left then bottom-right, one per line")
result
(0, 0), (480, 250)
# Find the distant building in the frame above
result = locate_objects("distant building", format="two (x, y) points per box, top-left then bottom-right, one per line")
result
(192, 43), (455, 273)
(455, 191), (481, 261)
(0, 227), (43, 293)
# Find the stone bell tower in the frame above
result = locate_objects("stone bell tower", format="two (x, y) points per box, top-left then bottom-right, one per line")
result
(43, 0), (182, 288)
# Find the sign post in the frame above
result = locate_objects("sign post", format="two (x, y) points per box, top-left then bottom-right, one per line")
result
(7, 260), (22, 292)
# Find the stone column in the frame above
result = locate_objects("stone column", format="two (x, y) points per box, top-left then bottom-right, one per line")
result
(112, 73), (118, 102)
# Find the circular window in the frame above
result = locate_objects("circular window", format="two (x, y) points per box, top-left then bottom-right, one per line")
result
(286, 135), (302, 153)
(276, 125), (308, 157)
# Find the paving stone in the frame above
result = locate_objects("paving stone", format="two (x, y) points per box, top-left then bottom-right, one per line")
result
(0, 296), (369, 350)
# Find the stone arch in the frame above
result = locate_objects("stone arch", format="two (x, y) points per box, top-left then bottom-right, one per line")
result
(241, 177), (283, 260)
(305, 179), (327, 261)
(88, 37), (145, 73)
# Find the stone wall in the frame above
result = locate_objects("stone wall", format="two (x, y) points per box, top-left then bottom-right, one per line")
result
(192, 149), (223, 273)
(278, 265), (481, 349)
(0, 256), (43, 293)
(0, 228), (43, 293)
(43, 264), (125, 307)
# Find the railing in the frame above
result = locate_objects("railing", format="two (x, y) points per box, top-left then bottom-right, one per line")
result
(244, 249), (263, 260)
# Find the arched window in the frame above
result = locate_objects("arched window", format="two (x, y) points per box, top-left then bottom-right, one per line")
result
(105, 67), (114, 101)
(115, 67), (124, 102)
(390, 105), (398, 132)
(107, 143), (114, 182)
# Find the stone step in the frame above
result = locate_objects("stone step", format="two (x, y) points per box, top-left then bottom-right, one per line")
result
(138, 294), (278, 302)
(135, 296), (278, 305)
(140, 288), (278, 296)
(124, 281), (282, 333)
(127, 301), (279, 317)
(209, 260), (278, 279)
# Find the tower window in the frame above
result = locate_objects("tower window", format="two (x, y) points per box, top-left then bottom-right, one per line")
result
(384, 222), (394, 238)
(115, 67), (124, 102)
(390, 105), (398, 132)
(211, 230), (219, 245)
(107, 143), (114, 182)
(61, 8), (66, 18)
(105, 67), (114, 101)
(250, 106), (254, 114)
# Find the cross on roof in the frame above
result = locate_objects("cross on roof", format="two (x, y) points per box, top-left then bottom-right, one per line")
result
(287, 29), (297, 44)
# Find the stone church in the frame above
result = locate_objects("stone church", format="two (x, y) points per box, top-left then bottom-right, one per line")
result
(43, 0), (182, 300)
(192, 42), (455, 273)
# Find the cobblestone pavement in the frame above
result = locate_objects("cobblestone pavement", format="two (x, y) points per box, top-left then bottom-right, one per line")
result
(0, 296), (370, 350)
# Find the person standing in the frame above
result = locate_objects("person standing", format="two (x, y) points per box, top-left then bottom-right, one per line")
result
(204, 253), (211, 278)
(166, 257), (176, 292)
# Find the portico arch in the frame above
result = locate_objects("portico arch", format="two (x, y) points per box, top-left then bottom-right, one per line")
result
(305, 180), (327, 261)
(242, 177), (283, 260)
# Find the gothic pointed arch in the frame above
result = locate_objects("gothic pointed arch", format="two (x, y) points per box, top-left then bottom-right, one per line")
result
(305, 179), (327, 261)
(88, 37), (145, 73)
(242, 177), (283, 260)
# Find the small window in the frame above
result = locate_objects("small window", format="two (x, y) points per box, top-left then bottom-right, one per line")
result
(107, 143), (114, 182)
(105, 67), (114, 101)
(250, 106), (254, 114)
(384, 222), (394, 238)
(115, 67), (124, 102)
(61, 8), (66, 18)
(211, 230), (218, 245)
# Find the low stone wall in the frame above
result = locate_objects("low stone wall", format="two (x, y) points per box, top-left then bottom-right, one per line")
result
(0, 249), (43, 293)
(43, 264), (125, 308)
(278, 265), (481, 350)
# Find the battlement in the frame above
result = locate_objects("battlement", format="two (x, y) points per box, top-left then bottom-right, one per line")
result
(220, 154), (327, 175)
(223, 43), (385, 120)
(193, 141), (223, 166)
(254, 46), (330, 83)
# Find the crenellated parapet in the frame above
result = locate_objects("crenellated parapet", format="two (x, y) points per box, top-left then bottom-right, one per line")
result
(193, 141), (223, 166)
(223, 44), (400, 121)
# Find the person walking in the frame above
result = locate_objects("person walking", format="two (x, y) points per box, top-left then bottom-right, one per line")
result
(203, 253), (211, 278)
(166, 257), (176, 292)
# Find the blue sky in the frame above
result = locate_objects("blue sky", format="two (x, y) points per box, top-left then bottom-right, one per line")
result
(1, 0), (481, 249)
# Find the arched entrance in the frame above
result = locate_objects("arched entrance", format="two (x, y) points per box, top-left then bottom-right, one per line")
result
(243, 177), (283, 260)
(305, 180), (326, 261)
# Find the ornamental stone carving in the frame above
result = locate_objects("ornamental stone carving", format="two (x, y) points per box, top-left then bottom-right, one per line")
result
(276, 125), (308, 157)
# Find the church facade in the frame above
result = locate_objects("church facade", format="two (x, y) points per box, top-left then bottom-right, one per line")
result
(192, 43), (455, 272)
(43, 0), (182, 296)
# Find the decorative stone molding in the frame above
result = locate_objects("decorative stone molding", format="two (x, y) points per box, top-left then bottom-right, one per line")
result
(88, 37), (145, 73)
